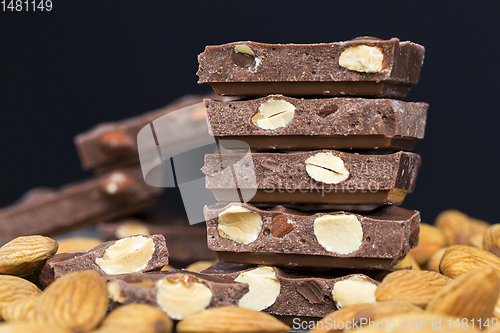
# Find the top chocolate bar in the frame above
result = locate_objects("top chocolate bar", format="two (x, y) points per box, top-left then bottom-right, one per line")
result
(197, 37), (425, 97)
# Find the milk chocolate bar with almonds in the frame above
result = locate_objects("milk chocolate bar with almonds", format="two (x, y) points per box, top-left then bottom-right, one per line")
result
(0, 167), (162, 242)
(202, 262), (385, 317)
(97, 212), (216, 266)
(39, 234), (169, 287)
(197, 37), (425, 97)
(206, 95), (428, 151)
(202, 150), (421, 206)
(203, 203), (420, 270)
(104, 270), (249, 320)
(74, 94), (211, 173)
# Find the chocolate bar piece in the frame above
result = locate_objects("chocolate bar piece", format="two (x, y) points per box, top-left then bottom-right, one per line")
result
(40, 234), (169, 287)
(0, 167), (162, 242)
(202, 262), (382, 317)
(98, 213), (216, 266)
(104, 270), (249, 320)
(204, 203), (419, 270)
(75, 94), (212, 172)
(197, 37), (425, 97)
(202, 150), (420, 206)
(206, 95), (428, 151)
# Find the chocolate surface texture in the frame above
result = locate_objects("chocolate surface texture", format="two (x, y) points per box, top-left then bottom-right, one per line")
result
(204, 203), (419, 269)
(202, 150), (421, 205)
(40, 234), (169, 287)
(206, 95), (427, 151)
(197, 37), (425, 97)
(104, 270), (249, 312)
(98, 213), (216, 266)
(0, 167), (162, 242)
(202, 262), (382, 317)
(75, 94), (212, 172)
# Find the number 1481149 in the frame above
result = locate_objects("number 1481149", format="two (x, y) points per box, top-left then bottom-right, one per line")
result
(2, 0), (52, 11)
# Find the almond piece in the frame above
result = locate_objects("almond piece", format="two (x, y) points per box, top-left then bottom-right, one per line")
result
(468, 217), (489, 247)
(427, 266), (499, 321)
(484, 224), (500, 256)
(56, 237), (102, 254)
(426, 247), (447, 272)
(234, 266), (281, 311)
(435, 210), (471, 245)
(439, 245), (500, 279)
(1, 295), (39, 322)
(409, 223), (446, 265)
(393, 253), (421, 270)
(34, 270), (108, 332)
(0, 235), (58, 275)
(97, 303), (173, 333)
(310, 303), (371, 333)
(176, 306), (290, 333)
(332, 275), (377, 309)
(375, 270), (452, 307)
(0, 275), (41, 316)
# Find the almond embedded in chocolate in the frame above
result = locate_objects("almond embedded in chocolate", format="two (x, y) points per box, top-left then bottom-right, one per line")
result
(270, 214), (294, 238)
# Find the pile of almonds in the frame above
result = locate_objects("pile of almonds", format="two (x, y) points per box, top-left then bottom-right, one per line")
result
(1, 208), (500, 333)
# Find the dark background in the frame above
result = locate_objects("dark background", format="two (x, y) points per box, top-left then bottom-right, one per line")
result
(0, 1), (499, 224)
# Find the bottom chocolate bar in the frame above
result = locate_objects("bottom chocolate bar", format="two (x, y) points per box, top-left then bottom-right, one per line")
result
(202, 262), (383, 318)
(105, 270), (248, 320)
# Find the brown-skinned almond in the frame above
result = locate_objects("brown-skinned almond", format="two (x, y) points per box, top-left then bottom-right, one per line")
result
(484, 224), (500, 257)
(0, 235), (58, 275)
(310, 303), (371, 333)
(96, 303), (173, 333)
(427, 266), (500, 321)
(352, 300), (423, 323)
(0, 275), (41, 316)
(375, 270), (452, 307)
(176, 306), (290, 333)
(439, 245), (500, 279)
(435, 210), (471, 245)
(33, 270), (108, 332)
(56, 237), (102, 254)
(1, 295), (39, 322)
(393, 253), (421, 270)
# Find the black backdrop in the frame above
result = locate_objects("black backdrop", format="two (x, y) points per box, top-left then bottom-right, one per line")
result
(1, 1), (499, 224)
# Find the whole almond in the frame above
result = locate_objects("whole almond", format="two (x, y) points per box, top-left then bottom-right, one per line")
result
(353, 300), (423, 323)
(56, 237), (102, 254)
(176, 306), (290, 333)
(351, 312), (480, 332)
(393, 253), (421, 270)
(0, 275), (41, 315)
(426, 248), (447, 272)
(96, 303), (173, 333)
(439, 245), (500, 279)
(1, 295), (39, 322)
(34, 270), (108, 332)
(311, 303), (372, 333)
(375, 270), (452, 307)
(409, 223), (446, 265)
(0, 235), (58, 275)
(427, 266), (500, 321)
(484, 224), (500, 256)
(0, 322), (71, 333)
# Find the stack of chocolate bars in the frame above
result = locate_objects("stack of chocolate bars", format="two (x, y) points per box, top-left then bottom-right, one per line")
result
(198, 37), (427, 319)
